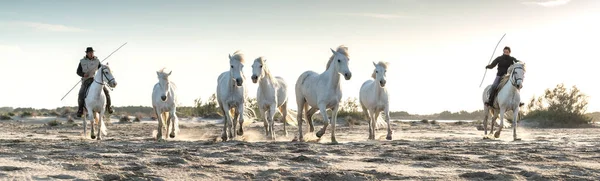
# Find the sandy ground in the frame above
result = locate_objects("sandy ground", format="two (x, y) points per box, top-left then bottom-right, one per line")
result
(1, 117), (600, 181)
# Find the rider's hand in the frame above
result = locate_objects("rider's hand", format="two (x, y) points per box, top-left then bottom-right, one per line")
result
(84, 73), (89, 78)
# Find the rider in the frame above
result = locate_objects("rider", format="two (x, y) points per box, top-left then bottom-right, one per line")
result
(76, 47), (113, 118)
(484, 46), (524, 107)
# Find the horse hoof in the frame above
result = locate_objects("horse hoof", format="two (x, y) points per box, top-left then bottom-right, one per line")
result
(97, 137), (103, 141)
(386, 135), (392, 140)
(316, 131), (325, 138)
(514, 138), (522, 141)
(494, 132), (501, 138)
(237, 129), (244, 136)
(157, 138), (166, 142)
(331, 139), (339, 144)
(91, 135), (96, 139)
(169, 133), (175, 138)
(483, 136), (490, 140)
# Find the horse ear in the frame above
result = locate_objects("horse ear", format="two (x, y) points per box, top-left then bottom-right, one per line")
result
(228, 54), (232, 60)
(156, 71), (160, 76)
(264, 59), (267, 63)
(168, 71), (172, 76)
(373, 62), (377, 67)
(330, 48), (337, 55)
(106, 62), (109, 66)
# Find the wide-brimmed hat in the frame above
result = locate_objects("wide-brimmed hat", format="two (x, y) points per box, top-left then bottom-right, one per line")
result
(85, 47), (94, 53)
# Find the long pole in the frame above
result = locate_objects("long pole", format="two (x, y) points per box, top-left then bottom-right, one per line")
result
(60, 42), (128, 101)
(479, 33), (506, 88)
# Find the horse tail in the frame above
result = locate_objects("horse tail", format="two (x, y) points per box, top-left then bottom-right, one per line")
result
(375, 114), (386, 130)
(284, 109), (298, 127)
(173, 113), (180, 134)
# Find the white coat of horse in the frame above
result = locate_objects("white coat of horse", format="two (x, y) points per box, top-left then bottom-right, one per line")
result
(482, 62), (526, 141)
(295, 45), (352, 143)
(84, 64), (117, 140)
(359, 61), (392, 140)
(251, 57), (297, 140)
(217, 50), (247, 141)
(152, 68), (179, 141)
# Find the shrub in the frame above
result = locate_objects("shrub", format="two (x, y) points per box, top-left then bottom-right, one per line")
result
(0, 115), (11, 120)
(430, 120), (437, 125)
(134, 112), (143, 122)
(67, 116), (74, 124)
(47, 120), (62, 127)
(7, 112), (15, 117)
(120, 115), (131, 123)
(21, 111), (36, 118)
(523, 84), (592, 128)
(421, 119), (429, 124)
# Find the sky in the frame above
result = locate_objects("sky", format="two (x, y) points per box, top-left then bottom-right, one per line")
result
(0, 0), (598, 115)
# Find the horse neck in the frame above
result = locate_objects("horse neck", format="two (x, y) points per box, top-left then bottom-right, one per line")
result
(501, 75), (519, 96)
(371, 79), (384, 97)
(90, 70), (105, 97)
(259, 72), (275, 91)
(323, 63), (341, 90)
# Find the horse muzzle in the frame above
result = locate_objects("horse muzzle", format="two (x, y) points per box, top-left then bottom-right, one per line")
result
(109, 80), (117, 88)
(236, 78), (243, 86)
(161, 95), (167, 101)
(379, 80), (386, 87)
(344, 72), (352, 80)
(251, 75), (258, 83)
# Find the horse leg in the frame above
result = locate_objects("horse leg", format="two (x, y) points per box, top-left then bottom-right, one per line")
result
(221, 105), (232, 141)
(306, 107), (317, 132)
(155, 108), (164, 141)
(295, 99), (306, 142)
(367, 111), (375, 140)
(232, 109), (239, 138)
(169, 110), (179, 138)
(165, 112), (171, 139)
(315, 104), (329, 138)
(490, 110), (497, 137)
(513, 107), (521, 141)
(97, 111), (104, 140)
(260, 106), (268, 137)
(361, 103), (372, 140)
(385, 107), (392, 140)
(483, 106), (489, 137)
(82, 108), (87, 138)
(495, 108), (506, 138)
(268, 104), (277, 140)
(90, 111), (96, 140)
(373, 111), (381, 140)
(330, 105), (339, 144)
(235, 103), (244, 136)
(280, 102), (289, 137)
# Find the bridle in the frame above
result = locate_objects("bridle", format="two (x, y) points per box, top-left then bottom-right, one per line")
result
(509, 66), (524, 89)
(94, 66), (115, 86)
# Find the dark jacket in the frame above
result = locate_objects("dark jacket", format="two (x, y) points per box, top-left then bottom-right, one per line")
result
(488, 55), (519, 76)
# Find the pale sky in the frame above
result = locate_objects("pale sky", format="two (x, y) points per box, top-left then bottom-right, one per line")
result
(0, 0), (598, 115)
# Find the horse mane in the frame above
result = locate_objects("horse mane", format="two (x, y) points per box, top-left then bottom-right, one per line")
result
(254, 56), (276, 83)
(326, 45), (349, 70)
(157, 68), (170, 78)
(371, 61), (389, 79)
(231, 50), (245, 64)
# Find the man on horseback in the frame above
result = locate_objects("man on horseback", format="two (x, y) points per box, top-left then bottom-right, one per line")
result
(484, 46), (524, 107)
(76, 47), (113, 118)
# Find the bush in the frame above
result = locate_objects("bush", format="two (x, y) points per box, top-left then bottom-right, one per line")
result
(421, 119), (429, 124)
(67, 116), (74, 124)
(7, 112), (15, 117)
(523, 84), (592, 128)
(0, 115), (11, 120)
(21, 111), (36, 118)
(194, 94), (222, 118)
(47, 120), (62, 127)
(120, 115), (131, 123)
(430, 120), (437, 125)
(455, 120), (466, 125)
(134, 112), (143, 122)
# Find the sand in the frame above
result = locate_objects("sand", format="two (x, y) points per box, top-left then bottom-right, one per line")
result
(1, 117), (600, 180)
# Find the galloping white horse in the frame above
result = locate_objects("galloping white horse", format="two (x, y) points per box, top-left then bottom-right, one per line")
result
(295, 45), (352, 143)
(482, 62), (526, 141)
(217, 50), (247, 141)
(152, 68), (179, 141)
(251, 57), (297, 140)
(84, 64), (117, 140)
(359, 61), (392, 140)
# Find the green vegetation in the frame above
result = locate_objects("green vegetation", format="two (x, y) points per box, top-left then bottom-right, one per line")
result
(523, 84), (593, 128)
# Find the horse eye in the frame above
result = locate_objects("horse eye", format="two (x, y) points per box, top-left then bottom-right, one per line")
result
(376, 71), (378, 73)
(231, 65), (233, 69)
(337, 59), (341, 63)
(259, 65), (262, 68)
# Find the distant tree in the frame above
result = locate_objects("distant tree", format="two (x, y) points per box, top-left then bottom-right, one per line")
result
(523, 83), (592, 127)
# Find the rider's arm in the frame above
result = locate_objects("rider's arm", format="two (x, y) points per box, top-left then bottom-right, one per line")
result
(486, 56), (501, 69)
(77, 63), (84, 77)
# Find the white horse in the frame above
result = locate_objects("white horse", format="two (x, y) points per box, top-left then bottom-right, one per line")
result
(251, 57), (297, 140)
(482, 62), (526, 141)
(152, 68), (179, 141)
(359, 61), (392, 140)
(83, 63), (117, 140)
(217, 50), (247, 141)
(295, 45), (352, 143)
